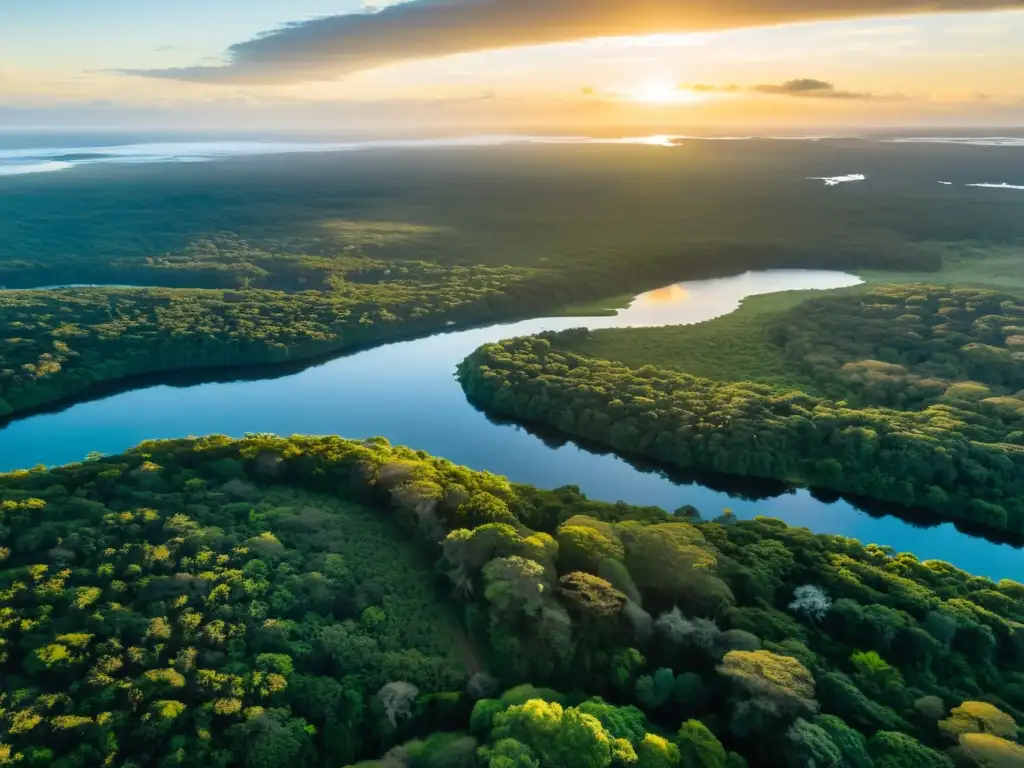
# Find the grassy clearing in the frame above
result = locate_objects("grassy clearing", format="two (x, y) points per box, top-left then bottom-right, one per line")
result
(319, 219), (451, 248)
(558, 289), (828, 392)
(856, 240), (1024, 289)
(557, 239), (1023, 381)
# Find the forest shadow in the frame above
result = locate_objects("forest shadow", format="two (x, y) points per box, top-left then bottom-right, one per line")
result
(0, 316), (510, 431)
(476, 407), (1024, 551)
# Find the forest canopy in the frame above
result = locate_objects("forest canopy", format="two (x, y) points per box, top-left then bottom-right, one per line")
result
(1, 433), (1023, 767)
(8, 142), (1020, 421)
(4, 145), (1024, 766)
(459, 285), (1024, 534)
(0, 258), (537, 419)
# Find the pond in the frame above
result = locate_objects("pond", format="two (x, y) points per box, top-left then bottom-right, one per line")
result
(2, 269), (1021, 580)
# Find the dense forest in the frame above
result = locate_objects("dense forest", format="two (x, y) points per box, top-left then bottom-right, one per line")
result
(459, 285), (1024, 534)
(773, 285), (1024, 407)
(4, 142), (1024, 767)
(1, 434), (1023, 767)
(8, 142), (1024, 420)
(0, 255), (535, 418)
(8, 141), (1022, 283)
(0, 235), (941, 422)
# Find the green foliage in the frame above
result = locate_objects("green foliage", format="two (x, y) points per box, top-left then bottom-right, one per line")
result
(8, 141), (995, 422)
(558, 572), (628, 620)
(459, 284), (1024, 534)
(483, 557), (549, 617)
(939, 701), (1019, 741)
(717, 650), (818, 737)
(479, 737), (542, 768)
(957, 732), (1024, 767)
(785, 718), (842, 768)
(2, 433), (1024, 766)
(576, 699), (648, 745)
(2, 144), (966, 294)
(556, 524), (624, 575)
(555, 289), (826, 392)
(624, 524), (717, 601)
(817, 672), (910, 735)
(0, 263), (532, 418)
(850, 650), (902, 689)
(813, 714), (873, 768)
(718, 650), (817, 710)
(489, 699), (619, 768)
(635, 668), (678, 710)
(595, 559), (641, 608)
(635, 733), (679, 767)
(0, 436), (475, 766)
(867, 731), (954, 768)
(675, 719), (727, 768)
(409, 731), (479, 768)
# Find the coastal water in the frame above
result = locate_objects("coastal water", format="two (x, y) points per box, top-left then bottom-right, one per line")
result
(1, 132), (1020, 190)
(0, 134), (681, 177)
(3, 268), (1023, 580)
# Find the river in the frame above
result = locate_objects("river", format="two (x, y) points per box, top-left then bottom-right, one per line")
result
(2, 269), (1021, 580)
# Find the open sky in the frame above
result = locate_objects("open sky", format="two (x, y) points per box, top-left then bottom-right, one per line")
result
(3, 0), (1024, 131)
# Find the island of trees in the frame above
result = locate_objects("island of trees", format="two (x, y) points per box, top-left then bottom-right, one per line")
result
(459, 285), (1024, 534)
(1, 433), (1023, 767)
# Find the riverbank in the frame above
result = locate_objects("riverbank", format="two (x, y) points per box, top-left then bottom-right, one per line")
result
(459, 282), (1024, 538)
(4, 432), (1022, 766)
(0, 247), (881, 421)
(5, 270), (1024, 580)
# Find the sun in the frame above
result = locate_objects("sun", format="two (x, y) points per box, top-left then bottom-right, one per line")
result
(631, 79), (704, 105)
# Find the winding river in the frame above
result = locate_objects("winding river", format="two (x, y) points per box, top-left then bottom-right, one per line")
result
(3, 269), (1022, 580)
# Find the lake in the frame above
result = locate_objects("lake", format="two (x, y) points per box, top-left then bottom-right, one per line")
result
(2, 268), (1022, 580)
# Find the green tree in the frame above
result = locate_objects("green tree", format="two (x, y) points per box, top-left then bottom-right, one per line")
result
(598, 558), (642, 605)
(458, 492), (515, 527)
(717, 650), (817, 736)
(443, 523), (524, 585)
(867, 731), (953, 768)
(785, 718), (842, 768)
(939, 701), (1018, 742)
(577, 699), (648, 746)
(480, 738), (541, 768)
(636, 733), (679, 767)
(559, 572), (627, 620)
(675, 720), (727, 768)
(557, 524), (624, 575)
(957, 732), (1024, 767)
(490, 699), (619, 768)
(483, 557), (550, 616)
(813, 715), (872, 768)
(229, 709), (316, 768)
(635, 669), (677, 710)
(850, 650), (902, 689)
(625, 524), (716, 600)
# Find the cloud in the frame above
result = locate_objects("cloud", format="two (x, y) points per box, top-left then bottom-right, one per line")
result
(752, 78), (873, 98)
(679, 78), (891, 100)
(118, 0), (1021, 84)
(687, 83), (742, 93)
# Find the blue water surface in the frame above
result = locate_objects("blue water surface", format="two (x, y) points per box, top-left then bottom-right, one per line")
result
(3, 269), (1021, 581)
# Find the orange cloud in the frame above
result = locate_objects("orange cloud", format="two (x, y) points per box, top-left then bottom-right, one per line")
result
(120, 0), (1021, 84)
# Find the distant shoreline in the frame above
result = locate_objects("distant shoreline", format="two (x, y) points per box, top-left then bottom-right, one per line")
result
(3, 132), (1024, 178)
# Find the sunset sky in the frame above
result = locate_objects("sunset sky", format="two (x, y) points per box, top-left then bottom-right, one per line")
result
(3, 0), (1024, 131)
